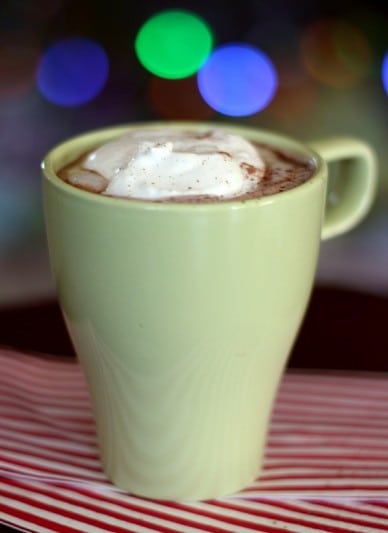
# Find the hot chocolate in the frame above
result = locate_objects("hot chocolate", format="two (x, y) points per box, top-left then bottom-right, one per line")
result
(58, 128), (316, 202)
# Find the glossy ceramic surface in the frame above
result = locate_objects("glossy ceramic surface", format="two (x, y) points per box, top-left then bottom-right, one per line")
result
(42, 122), (376, 500)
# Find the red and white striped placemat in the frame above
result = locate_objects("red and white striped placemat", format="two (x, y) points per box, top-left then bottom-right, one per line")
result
(1, 347), (388, 532)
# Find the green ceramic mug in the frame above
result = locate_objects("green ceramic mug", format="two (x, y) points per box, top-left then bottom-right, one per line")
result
(42, 122), (377, 501)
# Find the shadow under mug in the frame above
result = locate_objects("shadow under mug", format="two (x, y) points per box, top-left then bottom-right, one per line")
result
(42, 122), (377, 501)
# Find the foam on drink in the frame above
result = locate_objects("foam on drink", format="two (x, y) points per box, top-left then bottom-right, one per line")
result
(64, 128), (266, 200)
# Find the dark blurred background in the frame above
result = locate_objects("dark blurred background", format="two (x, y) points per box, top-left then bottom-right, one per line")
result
(0, 0), (387, 307)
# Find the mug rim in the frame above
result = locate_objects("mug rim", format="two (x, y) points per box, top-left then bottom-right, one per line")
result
(42, 121), (325, 211)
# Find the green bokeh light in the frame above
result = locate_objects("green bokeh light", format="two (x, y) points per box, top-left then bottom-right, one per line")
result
(135, 9), (213, 79)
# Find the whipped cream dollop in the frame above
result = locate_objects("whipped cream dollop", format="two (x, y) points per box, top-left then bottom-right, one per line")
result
(81, 128), (266, 200)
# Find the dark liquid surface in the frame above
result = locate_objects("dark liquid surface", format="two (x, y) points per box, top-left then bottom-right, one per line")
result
(59, 138), (316, 202)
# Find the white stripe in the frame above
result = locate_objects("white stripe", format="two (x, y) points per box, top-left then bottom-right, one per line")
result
(0, 455), (106, 482)
(277, 389), (388, 404)
(0, 438), (100, 469)
(270, 422), (388, 436)
(76, 485), (322, 533)
(0, 383), (89, 405)
(253, 477), (388, 489)
(353, 501), (388, 518)
(0, 402), (93, 422)
(0, 371), (85, 388)
(283, 371), (388, 383)
(241, 488), (388, 498)
(0, 418), (95, 444)
(273, 403), (388, 418)
(264, 457), (388, 468)
(283, 371), (388, 384)
(3, 350), (388, 531)
(0, 427), (96, 454)
(226, 498), (388, 532)
(1, 361), (77, 375)
(265, 444), (388, 457)
(7, 352), (76, 364)
(283, 499), (388, 528)
(268, 433), (388, 448)
(1, 480), (243, 533)
(180, 499), (325, 533)
(4, 476), (355, 533)
(1, 471), (112, 491)
(0, 362), (83, 382)
(278, 381), (388, 395)
(280, 376), (388, 392)
(271, 413), (388, 428)
(259, 466), (388, 478)
(1, 496), (110, 533)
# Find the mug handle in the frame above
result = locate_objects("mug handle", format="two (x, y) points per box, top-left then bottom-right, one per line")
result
(307, 138), (377, 240)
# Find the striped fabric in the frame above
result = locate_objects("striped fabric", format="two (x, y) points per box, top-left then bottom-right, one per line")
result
(1, 347), (388, 532)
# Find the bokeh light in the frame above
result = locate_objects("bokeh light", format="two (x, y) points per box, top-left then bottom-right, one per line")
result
(197, 43), (277, 117)
(265, 63), (316, 120)
(300, 18), (372, 88)
(36, 36), (109, 106)
(382, 52), (388, 95)
(135, 9), (213, 79)
(0, 31), (41, 100)
(148, 75), (215, 120)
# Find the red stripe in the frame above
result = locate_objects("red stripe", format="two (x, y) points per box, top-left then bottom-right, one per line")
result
(277, 390), (388, 405)
(251, 499), (388, 531)
(245, 483), (388, 493)
(57, 482), (324, 533)
(367, 501), (388, 511)
(54, 484), (231, 533)
(272, 407), (388, 421)
(0, 420), (92, 440)
(1, 484), (177, 533)
(0, 382), (88, 403)
(0, 455), (103, 481)
(265, 451), (388, 461)
(0, 406), (91, 423)
(2, 478), (229, 533)
(0, 437), (97, 461)
(0, 519), (32, 533)
(1, 502), (84, 533)
(263, 459), (388, 468)
(269, 427), (388, 437)
(0, 444), (95, 462)
(160, 499), (314, 533)
(2, 360), (75, 373)
(3, 349), (388, 532)
(302, 500), (388, 524)
(2, 490), (122, 532)
(271, 417), (388, 430)
(0, 444), (100, 471)
(259, 472), (388, 482)
(280, 378), (388, 392)
(207, 499), (379, 533)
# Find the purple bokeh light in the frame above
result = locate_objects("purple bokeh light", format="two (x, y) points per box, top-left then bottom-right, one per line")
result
(197, 43), (278, 116)
(382, 51), (388, 95)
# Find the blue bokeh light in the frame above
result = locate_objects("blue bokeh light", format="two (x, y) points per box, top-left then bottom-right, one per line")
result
(36, 37), (109, 106)
(197, 43), (278, 116)
(382, 51), (388, 95)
